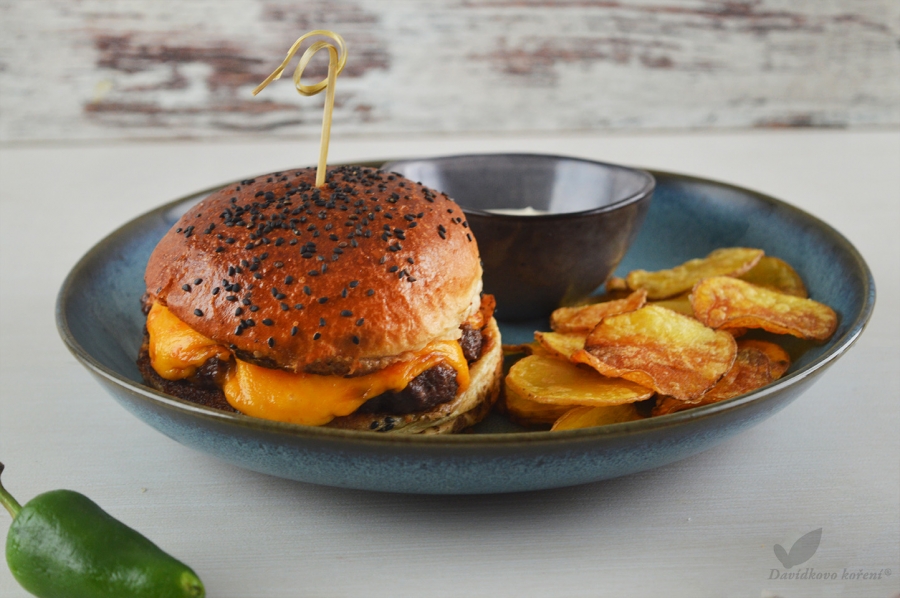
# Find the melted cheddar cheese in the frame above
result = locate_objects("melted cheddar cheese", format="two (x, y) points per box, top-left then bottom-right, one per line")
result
(146, 303), (470, 426)
(146, 302), (232, 380)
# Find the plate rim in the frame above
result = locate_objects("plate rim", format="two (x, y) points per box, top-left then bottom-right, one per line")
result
(55, 166), (877, 448)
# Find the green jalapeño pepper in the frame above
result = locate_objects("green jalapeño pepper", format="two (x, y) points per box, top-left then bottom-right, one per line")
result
(0, 462), (204, 598)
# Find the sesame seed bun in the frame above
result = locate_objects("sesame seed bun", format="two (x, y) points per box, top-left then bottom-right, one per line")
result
(145, 165), (484, 376)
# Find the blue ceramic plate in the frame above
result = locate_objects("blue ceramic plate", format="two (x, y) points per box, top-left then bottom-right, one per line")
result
(56, 168), (874, 494)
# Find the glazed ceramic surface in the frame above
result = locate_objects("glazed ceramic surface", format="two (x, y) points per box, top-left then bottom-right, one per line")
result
(56, 168), (874, 494)
(383, 154), (654, 320)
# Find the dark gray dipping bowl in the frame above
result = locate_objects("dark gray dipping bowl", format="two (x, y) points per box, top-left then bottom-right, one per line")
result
(383, 154), (654, 320)
(56, 166), (874, 494)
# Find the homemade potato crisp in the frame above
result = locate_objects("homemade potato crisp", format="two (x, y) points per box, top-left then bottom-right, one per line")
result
(550, 289), (646, 332)
(691, 276), (837, 340)
(651, 340), (791, 416)
(738, 256), (808, 298)
(535, 331), (589, 361)
(499, 246), (837, 432)
(575, 305), (737, 401)
(506, 355), (654, 407)
(504, 385), (573, 426)
(625, 247), (763, 299)
(551, 404), (643, 431)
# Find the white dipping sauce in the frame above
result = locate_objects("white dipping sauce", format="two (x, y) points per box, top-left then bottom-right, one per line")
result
(484, 207), (549, 216)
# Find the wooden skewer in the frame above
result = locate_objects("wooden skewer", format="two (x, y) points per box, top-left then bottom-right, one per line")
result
(253, 30), (347, 188)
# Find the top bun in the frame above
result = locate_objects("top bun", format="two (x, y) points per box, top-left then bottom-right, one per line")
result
(145, 165), (483, 375)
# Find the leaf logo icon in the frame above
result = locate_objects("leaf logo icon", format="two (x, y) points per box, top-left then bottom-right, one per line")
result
(773, 543), (791, 568)
(773, 528), (822, 569)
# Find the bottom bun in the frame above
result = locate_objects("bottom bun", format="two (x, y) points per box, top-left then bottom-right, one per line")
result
(326, 317), (503, 434)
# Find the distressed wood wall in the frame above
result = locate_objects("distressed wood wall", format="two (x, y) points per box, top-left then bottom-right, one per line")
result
(1, 0), (898, 143)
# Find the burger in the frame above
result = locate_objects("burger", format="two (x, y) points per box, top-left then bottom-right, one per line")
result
(137, 165), (502, 433)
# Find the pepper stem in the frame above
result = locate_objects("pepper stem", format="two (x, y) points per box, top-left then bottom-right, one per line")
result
(0, 462), (23, 518)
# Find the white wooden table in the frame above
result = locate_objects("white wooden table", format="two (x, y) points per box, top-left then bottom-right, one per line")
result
(1, 130), (898, 598)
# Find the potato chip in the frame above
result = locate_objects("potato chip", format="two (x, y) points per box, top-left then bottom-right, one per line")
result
(650, 291), (693, 317)
(535, 331), (588, 360)
(691, 277), (837, 341)
(626, 247), (764, 299)
(606, 276), (629, 292)
(551, 404), (643, 431)
(737, 339), (791, 378)
(504, 384), (572, 426)
(506, 355), (654, 407)
(574, 305), (737, 401)
(739, 256), (807, 298)
(652, 339), (791, 416)
(550, 289), (647, 333)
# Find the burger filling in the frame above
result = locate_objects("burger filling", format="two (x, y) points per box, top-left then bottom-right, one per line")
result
(141, 299), (493, 426)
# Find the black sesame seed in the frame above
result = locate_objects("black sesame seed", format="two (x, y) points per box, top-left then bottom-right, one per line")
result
(291, 326), (298, 336)
(285, 275), (294, 284)
(351, 335), (360, 345)
(262, 318), (274, 326)
(268, 337), (275, 347)
(366, 289), (375, 296)
(349, 280), (359, 288)
(313, 332), (321, 340)
(226, 295), (237, 302)
(194, 278), (203, 285)
(304, 286), (312, 296)
(182, 284), (191, 292)
(318, 297), (328, 304)
(356, 318), (364, 326)
(212, 287), (220, 295)
(341, 310), (352, 317)
(194, 309), (203, 317)
(235, 307), (244, 316)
